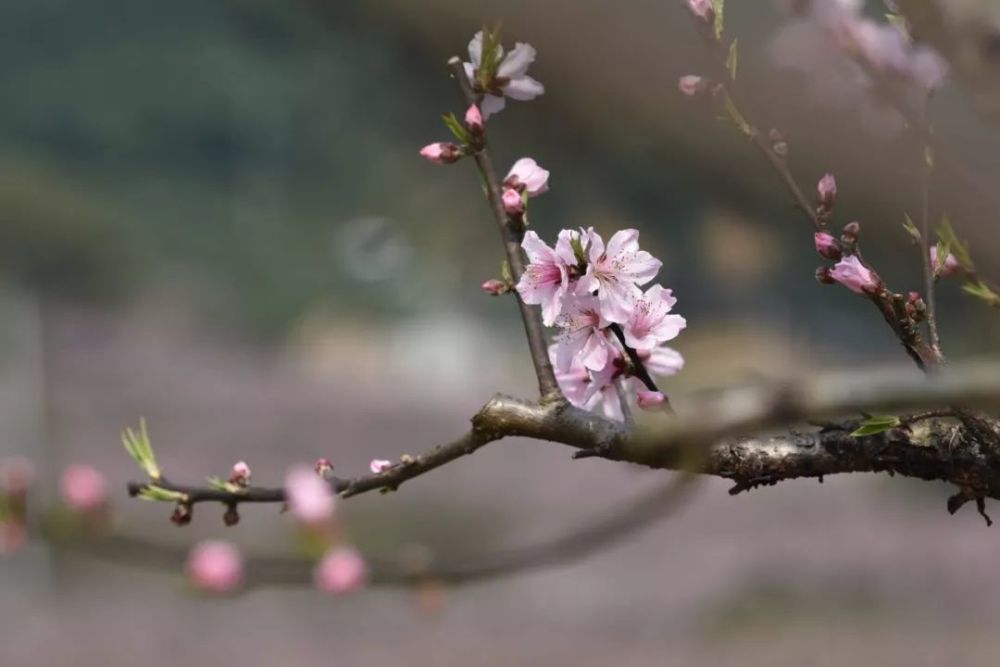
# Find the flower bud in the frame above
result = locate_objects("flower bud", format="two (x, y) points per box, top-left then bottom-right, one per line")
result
(817, 173), (837, 209)
(930, 246), (962, 278)
(369, 459), (392, 474)
(480, 279), (508, 296)
(829, 255), (879, 294)
(59, 464), (107, 514)
(502, 188), (524, 216)
(813, 231), (841, 260)
(419, 142), (462, 165)
(906, 291), (926, 321)
(815, 266), (835, 285)
(171, 502), (193, 526)
(677, 75), (707, 97)
(686, 0), (715, 24)
(314, 546), (368, 595)
(229, 461), (251, 487)
(187, 540), (244, 594)
(840, 221), (861, 246)
(636, 390), (667, 410)
(464, 104), (484, 134)
(223, 505), (240, 527)
(314, 458), (334, 477)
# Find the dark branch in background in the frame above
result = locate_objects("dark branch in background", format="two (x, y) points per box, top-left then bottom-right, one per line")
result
(446, 56), (561, 401)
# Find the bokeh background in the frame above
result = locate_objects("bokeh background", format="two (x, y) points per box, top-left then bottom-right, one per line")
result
(2, 1), (1000, 664)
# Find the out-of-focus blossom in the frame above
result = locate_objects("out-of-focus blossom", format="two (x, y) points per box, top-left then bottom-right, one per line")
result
(578, 229), (662, 324)
(229, 461), (252, 487)
(622, 285), (687, 351)
(285, 466), (335, 525)
(187, 540), (244, 594)
(637, 345), (685, 377)
(930, 246), (962, 278)
(464, 31), (545, 118)
(464, 104), (484, 134)
(0, 522), (26, 556)
(369, 459), (392, 474)
(419, 142), (462, 164)
(59, 464), (107, 513)
(314, 458), (334, 477)
(504, 158), (549, 196)
(314, 546), (368, 595)
(817, 173), (837, 208)
(0, 458), (34, 496)
(814, 231), (841, 260)
(678, 75), (707, 96)
(829, 255), (879, 294)
(636, 390), (667, 410)
(685, 0), (715, 23)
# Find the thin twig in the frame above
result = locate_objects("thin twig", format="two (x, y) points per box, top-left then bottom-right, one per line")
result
(920, 140), (942, 356)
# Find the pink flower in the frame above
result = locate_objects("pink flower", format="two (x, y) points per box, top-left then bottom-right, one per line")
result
(814, 231), (841, 259)
(930, 246), (962, 278)
(464, 104), (484, 133)
(481, 279), (507, 296)
(637, 345), (685, 377)
(622, 285), (686, 351)
(678, 75), (706, 96)
(229, 461), (252, 487)
(583, 351), (628, 422)
(59, 464), (107, 513)
(829, 255), (878, 294)
(314, 458), (334, 476)
(817, 173), (837, 208)
(504, 158), (549, 196)
(549, 344), (594, 409)
(516, 231), (575, 326)
(553, 294), (613, 371)
(369, 459), (392, 474)
(187, 540), (244, 594)
(419, 142), (461, 164)
(285, 465), (335, 525)
(314, 546), (368, 595)
(686, 0), (714, 23)
(636, 390), (667, 410)
(464, 32), (545, 118)
(578, 229), (662, 324)
(502, 188), (524, 215)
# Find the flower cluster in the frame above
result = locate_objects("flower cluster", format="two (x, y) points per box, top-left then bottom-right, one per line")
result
(463, 30), (544, 119)
(516, 227), (685, 420)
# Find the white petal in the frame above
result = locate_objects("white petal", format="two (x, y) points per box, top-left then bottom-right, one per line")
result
(503, 75), (545, 101)
(605, 229), (639, 258)
(480, 94), (506, 119)
(521, 230), (555, 264)
(467, 31), (484, 66)
(497, 42), (536, 79)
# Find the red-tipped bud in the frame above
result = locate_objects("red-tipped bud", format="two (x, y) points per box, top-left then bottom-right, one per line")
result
(813, 231), (842, 260)
(841, 221), (861, 245)
(815, 266), (835, 285)
(636, 390), (667, 410)
(171, 503), (193, 526)
(906, 291), (927, 321)
(502, 188), (524, 216)
(464, 104), (484, 134)
(419, 142), (462, 165)
(223, 505), (240, 527)
(678, 75), (707, 97)
(314, 458), (334, 477)
(817, 173), (837, 209)
(229, 461), (251, 487)
(480, 279), (508, 296)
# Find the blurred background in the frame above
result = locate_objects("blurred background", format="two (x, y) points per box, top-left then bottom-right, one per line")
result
(2, 0), (1000, 664)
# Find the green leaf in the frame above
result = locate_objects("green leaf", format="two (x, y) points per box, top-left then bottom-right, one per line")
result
(962, 281), (1000, 308)
(207, 476), (246, 494)
(933, 239), (951, 277)
(137, 485), (187, 503)
(851, 415), (901, 438)
(935, 215), (974, 271)
(711, 0), (725, 39)
(441, 112), (470, 144)
(122, 418), (160, 480)
(725, 39), (738, 81)
(477, 24), (503, 89)
(902, 213), (921, 242)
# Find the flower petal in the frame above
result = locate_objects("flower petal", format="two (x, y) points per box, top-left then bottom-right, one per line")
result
(503, 75), (545, 100)
(497, 42), (536, 78)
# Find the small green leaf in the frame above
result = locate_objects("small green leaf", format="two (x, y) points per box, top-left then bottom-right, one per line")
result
(122, 418), (160, 480)
(711, 0), (725, 39)
(207, 476), (246, 494)
(962, 281), (1000, 308)
(477, 24), (503, 89)
(725, 39), (738, 81)
(933, 239), (951, 277)
(902, 213), (921, 242)
(441, 113), (470, 144)
(850, 415), (901, 437)
(500, 260), (512, 285)
(137, 485), (188, 503)
(935, 215), (973, 271)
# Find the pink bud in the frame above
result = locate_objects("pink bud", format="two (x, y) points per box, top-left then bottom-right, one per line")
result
(813, 232), (842, 260)
(636, 390), (667, 410)
(314, 546), (368, 595)
(419, 142), (462, 165)
(502, 188), (524, 216)
(480, 279), (507, 296)
(59, 464), (107, 513)
(285, 465), (335, 525)
(829, 255), (879, 294)
(678, 75), (706, 97)
(187, 540), (244, 594)
(817, 173), (837, 209)
(314, 458), (334, 476)
(930, 246), (962, 278)
(464, 104), (484, 133)
(369, 459), (392, 474)
(686, 0), (715, 23)
(229, 461), (252, 487)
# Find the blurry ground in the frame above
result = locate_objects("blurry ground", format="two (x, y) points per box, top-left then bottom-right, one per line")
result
(1, 295), (999, 667)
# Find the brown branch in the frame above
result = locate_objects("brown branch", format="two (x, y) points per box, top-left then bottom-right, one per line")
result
(446, 56), (561, 401)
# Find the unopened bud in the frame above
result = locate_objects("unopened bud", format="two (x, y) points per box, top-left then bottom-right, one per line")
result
(480, 279), (508, 296)
(314, 458), (334, 477)
(223, 505), (240, 527)
(841, 221), (860, 246)
(906, 291), (926, 321)
(502, 188), (524, 216)
(171, 502), (193, 526)
(678, 75), (707, 97)
(815, 266), (835, 285)
(813, 231), (842, 260)
(464, 104), (484, 134)
(817, 173), (837, 209)
(636, 390), (667, 410)
(229, 461), (251, 487)
(419, 142), (462, 165)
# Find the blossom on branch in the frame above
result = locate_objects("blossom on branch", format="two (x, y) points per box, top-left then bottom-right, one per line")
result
(930, 246), (962, 278)
(464, 31), (545, 119)
(577, 229), (662, 324)
(622, 285), (686, 352)
(285, 466), (336, 525)
(829, 254), (879, 294)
